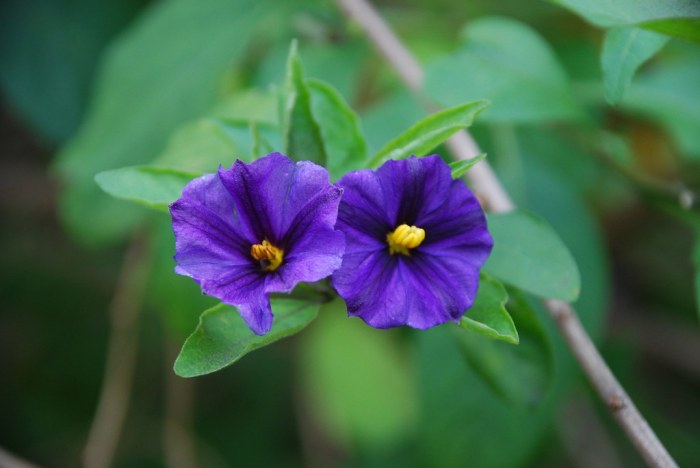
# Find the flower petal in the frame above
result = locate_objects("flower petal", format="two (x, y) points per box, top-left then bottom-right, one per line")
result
(375, 155), (454, 226)
(400, 253), (479, 328)
(218, 153), (339, 244)
(269, 227), (345, 293)
(170, 173), (254, 280)
(332, 249), (403, 326)
(334, 251), (477, 329)
(237, 294), (273, 335)
(271, 188), (347, 293)
(418, 173), (493, 265)
(335, 168), (394, 240)
(195, 263), (265, 305)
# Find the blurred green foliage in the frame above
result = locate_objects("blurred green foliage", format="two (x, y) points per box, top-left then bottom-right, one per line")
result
(2, 0), (700, 467)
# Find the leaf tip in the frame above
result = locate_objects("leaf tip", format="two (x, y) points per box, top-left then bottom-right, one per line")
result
(288, 38), (299, 58)
(603, 89), (621, 106)
(173, 357), (195, 378)
(506, 332), (520, 345)
(93, 169), (116, 191)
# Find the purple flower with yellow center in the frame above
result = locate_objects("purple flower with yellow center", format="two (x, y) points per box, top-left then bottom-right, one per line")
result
(332, 155), (493, 329)
(170, 153), (345, 335)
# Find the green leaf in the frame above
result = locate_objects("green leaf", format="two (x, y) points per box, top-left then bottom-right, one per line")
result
(299, 300), (416, 450)
(54, 0), (285, 245)
(153, 119), (247, 175)
(548, 0), (700, 42)
(424, 17), (581, 123)
(208, 88), (278, 126)
(417, 302), (554, 466)
(151, 88), (281, 173)
(307, 79), (368, 180)
(361, 89), (426, 154)
(253, 38), (369, 104)
(641, 17), (700, 43)
(175, 298), (320, 377)
(484, 210), (581, 302)
(368, 100), (489, 168)
(451, 291), (552, 406)
(95, 166), (198, 211)
(458, 275), (518, 344)
(283, 41), (326, 165)
(622, 49), (700, 159)
(0, 0), (142, 142)
(601, 26), (668, 105)
(449, 154), (487, 179)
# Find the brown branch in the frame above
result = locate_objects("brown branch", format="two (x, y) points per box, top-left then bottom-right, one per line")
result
(83, 233), (151, 468)
(545, 300), (676, 467)
(335, 0), (678, 466)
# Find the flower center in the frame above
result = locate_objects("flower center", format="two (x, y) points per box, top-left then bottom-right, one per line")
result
(386, 224), (425, 256)
(250, 240), (284, 271)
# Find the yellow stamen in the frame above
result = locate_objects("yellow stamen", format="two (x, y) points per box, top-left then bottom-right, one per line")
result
(386, 224), (426, 256)
(251, 240), (284, 271)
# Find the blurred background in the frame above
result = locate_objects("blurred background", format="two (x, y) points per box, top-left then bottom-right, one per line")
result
(1, 0), (700, 466)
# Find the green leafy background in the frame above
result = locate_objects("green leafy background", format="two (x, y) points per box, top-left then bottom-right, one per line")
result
(2, 0), (700, 466)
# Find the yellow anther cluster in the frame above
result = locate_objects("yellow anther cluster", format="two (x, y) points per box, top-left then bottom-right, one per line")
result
(251, 240), (284, 271)
(386, 224), (426, 256)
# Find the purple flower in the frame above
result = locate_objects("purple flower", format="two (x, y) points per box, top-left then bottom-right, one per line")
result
(332, 155), (493, 329)
(170, 153), (345, 335)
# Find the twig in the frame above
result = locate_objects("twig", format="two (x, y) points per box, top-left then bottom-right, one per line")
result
(83, 233), (151, 468)
(335, 0), (678, 466)
(544, 300), (675, 468)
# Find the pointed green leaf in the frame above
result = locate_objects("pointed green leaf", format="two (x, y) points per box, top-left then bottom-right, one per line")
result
(283, 41), (326, 165)
(95, 166), (198, 211)
(369, 100), (489, 168)
(450, 154), (487, 179)
(458, 275), (518, 344)
(175, 298), (321, 377)
(640, 17), (700, 43)
(484, 210), (581, 302)
(602, 26), (668, 105)
(548, 0), (700, 42)
(307, 79), (368, 179)
(451, 292), (552, 406)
